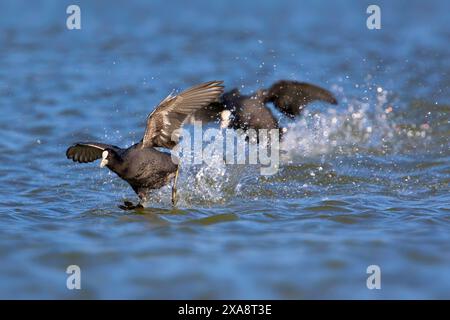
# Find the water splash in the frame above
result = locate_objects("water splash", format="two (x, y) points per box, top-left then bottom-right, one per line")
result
(96, 85), (436, 208)
(281, 86), (432, 163)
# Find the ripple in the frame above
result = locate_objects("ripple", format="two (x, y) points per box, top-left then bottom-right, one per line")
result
(0, 0), (449, 299)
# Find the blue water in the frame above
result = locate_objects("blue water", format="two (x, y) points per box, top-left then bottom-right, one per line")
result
(0, 0), (449, 299)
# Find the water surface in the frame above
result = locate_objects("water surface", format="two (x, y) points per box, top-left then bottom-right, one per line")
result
(0, 0), (449, 299)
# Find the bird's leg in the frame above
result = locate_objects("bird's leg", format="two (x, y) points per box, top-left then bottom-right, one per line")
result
(172, 163), (180, 206)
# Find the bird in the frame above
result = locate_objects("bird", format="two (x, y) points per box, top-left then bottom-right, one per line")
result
(66, 81), (224, 210)
(191, 80), (338, 138)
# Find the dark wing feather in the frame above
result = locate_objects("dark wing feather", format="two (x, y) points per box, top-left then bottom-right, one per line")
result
(186, 101), (226, 124)
(66, 142), (121, 163)
(187, 88), (244, 124)
(142, 81), (224, 149)
(266, 80), (338, 118)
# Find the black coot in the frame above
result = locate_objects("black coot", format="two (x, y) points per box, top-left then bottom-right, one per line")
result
(66, 81), (224, 209)
(192, 80), (338, 139)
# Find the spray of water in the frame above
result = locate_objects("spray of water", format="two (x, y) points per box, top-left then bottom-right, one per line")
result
(281, 85), (431, 163)
(93, 85), (433, 208)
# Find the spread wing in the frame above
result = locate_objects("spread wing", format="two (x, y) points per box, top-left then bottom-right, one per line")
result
(66, 142), (121, 163)
(142, 81), (224, 149)
(266, 80), (338, 118)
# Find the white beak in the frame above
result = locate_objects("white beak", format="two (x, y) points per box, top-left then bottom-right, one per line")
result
(220, 110), (231, 129)
(100, 150), (108, 168)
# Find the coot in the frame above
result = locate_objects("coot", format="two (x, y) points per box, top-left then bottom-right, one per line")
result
(66, 81), (224, 209)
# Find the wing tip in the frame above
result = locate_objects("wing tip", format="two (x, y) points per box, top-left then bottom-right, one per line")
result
(268, 79), (338, 105)
(66, 144), (76, 160)
(202, 80), (225, 93)
(330, 96), (339, 105)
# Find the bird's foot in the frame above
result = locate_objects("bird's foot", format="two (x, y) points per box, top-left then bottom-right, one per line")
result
(118, 200), (144, 210)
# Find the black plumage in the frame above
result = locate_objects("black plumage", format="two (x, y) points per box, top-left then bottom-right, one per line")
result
(191, 80), (338, 138)
(66, 81), (224, 209)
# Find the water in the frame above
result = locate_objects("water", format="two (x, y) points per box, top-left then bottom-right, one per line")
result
(0, 0), (449, 299)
